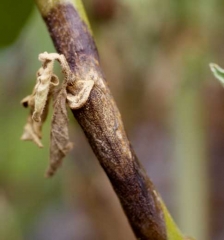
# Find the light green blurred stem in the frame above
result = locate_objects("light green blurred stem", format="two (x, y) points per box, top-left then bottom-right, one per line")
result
(173, 72), (209, 239)
(0, 193), (23, 240)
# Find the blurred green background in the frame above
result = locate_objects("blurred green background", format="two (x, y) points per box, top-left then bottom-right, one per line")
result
(0, 0), (224, 239)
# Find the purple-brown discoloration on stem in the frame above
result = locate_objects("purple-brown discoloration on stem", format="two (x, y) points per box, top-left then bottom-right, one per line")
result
(42, 3), (166, 240)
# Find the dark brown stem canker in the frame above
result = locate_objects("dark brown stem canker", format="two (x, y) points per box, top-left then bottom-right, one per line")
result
(43, 3), (166, 240)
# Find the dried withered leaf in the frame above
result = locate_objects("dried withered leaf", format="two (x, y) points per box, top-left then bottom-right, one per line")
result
(21, 52), (62, 148)
(21, 116), (43, 148)
(21, 52), (94, 177)
(46, 87), (73, 177)
(66, 80), (94, 109)
(32, 52), (68, 122)
(21, 77), (55, 147)
(32, 68), (59, 122)
(21, 94), (43, 147)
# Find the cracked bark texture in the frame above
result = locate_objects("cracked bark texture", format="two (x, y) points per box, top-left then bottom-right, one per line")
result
(34, 0), (184, 239)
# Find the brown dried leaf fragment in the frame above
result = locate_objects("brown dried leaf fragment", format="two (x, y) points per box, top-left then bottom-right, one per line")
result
(21, 94), (43, 147)
(21, 74), (54, 147)
(66, 80), (94, 109)
(21, 52), (63, 147)
(46, 87), (73, 177)
(32, 57), (60, 122)
(21, 52), (94, 177)
(21, 116), (43, 148)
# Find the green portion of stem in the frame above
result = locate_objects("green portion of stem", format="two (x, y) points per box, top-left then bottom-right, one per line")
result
(35, 0), (69, 15)
(34, 0), (91, 30)
(154, 190), (184, 240)
(160, 200), (184, 240)
(71, 0), (91, 31)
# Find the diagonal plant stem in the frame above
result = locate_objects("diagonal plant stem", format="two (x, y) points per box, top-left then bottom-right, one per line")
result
(34, 0), (190, 239)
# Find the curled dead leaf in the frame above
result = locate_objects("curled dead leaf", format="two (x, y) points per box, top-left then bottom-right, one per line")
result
(66, 80), (94, 109)
(21, 52), (94, 177)
(21, 116), (43, 148)
(21, 93), (44, 147)
(20, 92), (52, 148)
(46, 88), (73, 177)
(32, 67), (59, 122)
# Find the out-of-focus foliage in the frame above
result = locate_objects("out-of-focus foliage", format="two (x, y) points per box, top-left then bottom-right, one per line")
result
(210, 64), (224, 87)
(0, 0), (34, 47)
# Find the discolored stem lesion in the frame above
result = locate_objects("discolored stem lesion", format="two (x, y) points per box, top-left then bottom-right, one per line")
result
(33, 0), (191, 239)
